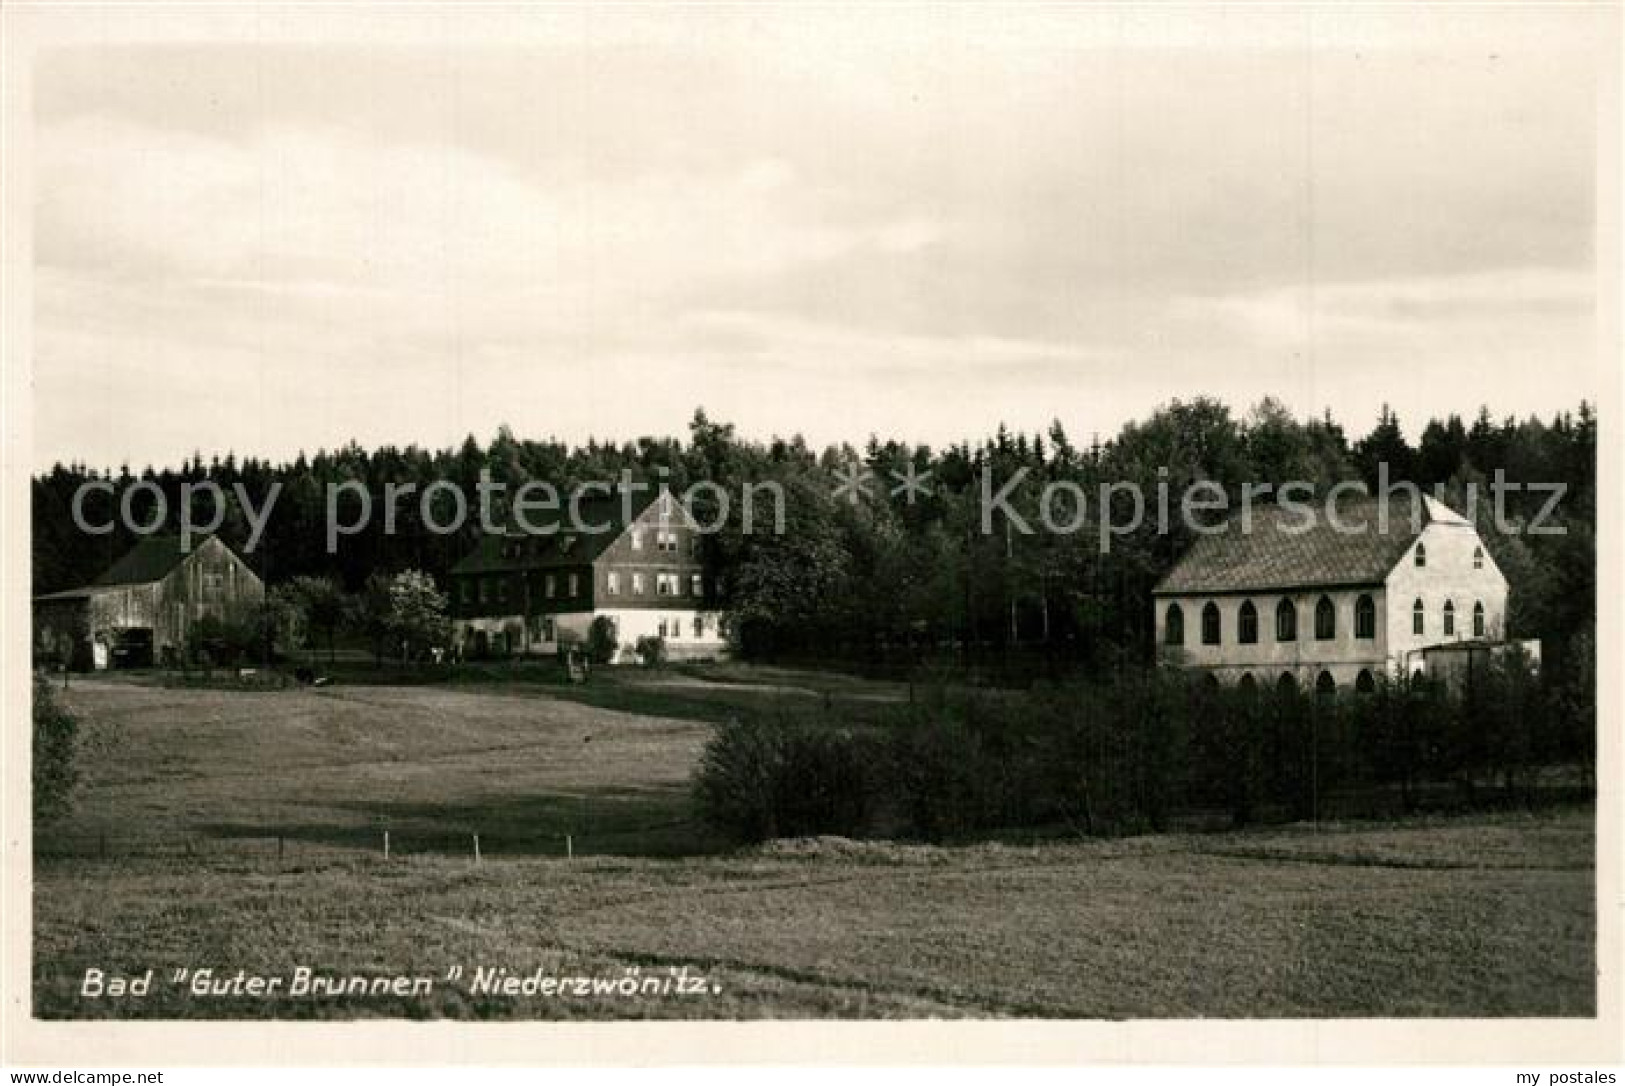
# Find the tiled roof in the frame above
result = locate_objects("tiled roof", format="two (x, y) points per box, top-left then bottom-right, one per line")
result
(1152, 494), (1445, 595)
(91, 534), (202, 587)
(450, 487), (664, 575)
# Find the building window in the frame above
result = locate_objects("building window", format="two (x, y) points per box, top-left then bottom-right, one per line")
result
(630, 530), (644, 551)
(606, 571), (620, 595)
(544, 574), (557, 599)
(1413, 597), (1424, 636)
(478, 579), (491, 603)
(690, 573), (703, 597)
(1164, 603), (1185, 646)
(1443, 599), (1455, 637)
(1201, 602), (1220, 645)
(1315, 596), (1336, 640)
(1414, 542), (1427, 567)
(1277, 672), (1298, 695)
(1356, 669), (1376, 694)
(1355, 594), (1375, 640)
(1473, 601), (1485, 638)
(496, 578), (509, 604)
(668, 617), (680, 639)
(657, 618), (667, 637)
(1316, 670), (1337, 702)
(631, 572), (645, 595)
(1276, 599), (1297, 642)
(656, 573), (678, 596)
(568, 572), (580, 597)
(693, 615), (706, 638)
(657, 530), (678, 552)
(542, 618), (555, 642)
(460, 580), (473, 604)
(1238, 673), (1257, 697)
(1473, 545), (1484, 570)
(1238, 600), (1258, 644)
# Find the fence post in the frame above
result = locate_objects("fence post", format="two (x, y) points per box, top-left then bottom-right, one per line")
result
(472, 834), (481, 865)
(566, 834), (573, 860)
(383, 830), (390, 860)
(277, 836), (285, 863)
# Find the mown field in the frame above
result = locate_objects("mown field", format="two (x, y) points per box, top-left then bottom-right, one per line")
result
(32, 670), (1596, 1019)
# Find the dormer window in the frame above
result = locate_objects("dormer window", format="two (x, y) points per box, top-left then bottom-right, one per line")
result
(1414, 542), (1427, 568)
(631, 530), (644, 551)
(1473, 546), (1484, 570)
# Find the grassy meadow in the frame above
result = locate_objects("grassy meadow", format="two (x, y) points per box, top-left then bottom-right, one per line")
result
(32, 669), (1596, 1019)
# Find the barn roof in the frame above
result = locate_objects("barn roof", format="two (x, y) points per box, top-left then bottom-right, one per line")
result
(450, 486), (665, 575)
(1152, 494), (1457, 596)
(92, 534), (207, 587)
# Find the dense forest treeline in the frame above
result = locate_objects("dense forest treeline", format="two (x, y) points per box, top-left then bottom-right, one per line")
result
(32, 398), (1596, 679)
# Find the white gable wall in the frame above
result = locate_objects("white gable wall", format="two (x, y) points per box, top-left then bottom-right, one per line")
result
(1382, 517), (1509, 678)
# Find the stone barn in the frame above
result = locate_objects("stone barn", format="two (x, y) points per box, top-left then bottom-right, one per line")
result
(33, 533), (264, 670)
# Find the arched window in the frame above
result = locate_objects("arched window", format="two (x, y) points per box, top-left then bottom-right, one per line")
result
(1277, 672), (1298, 695)
(1473, 601), (1485, 638)
(1415, 541), (1427, 567)
(1355, 594), (1376, 640)
(1443, 599), (1456, 637)
(1164, 603), (1184, 646)
(1356, 669), (1376, 694)
(1238, 600), (1258, 644)
(1412, 668), (1426, 684)
(1473, 546), (1484, 570)
(1200, 672), (1221, 692)
(1412, 597), (1425, 636)
(1316, 670), (1337, 701)
(1315, 596), (1336, 641)
(1276, 599), (1297, 642)
(1238, 673), (1257, 697)
(1201, 602), (1221, 645)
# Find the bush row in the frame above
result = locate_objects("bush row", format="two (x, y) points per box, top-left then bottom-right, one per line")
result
(693, 654), (1590, 844)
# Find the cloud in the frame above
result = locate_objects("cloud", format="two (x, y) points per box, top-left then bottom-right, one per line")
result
(29, 30), (1603, 468)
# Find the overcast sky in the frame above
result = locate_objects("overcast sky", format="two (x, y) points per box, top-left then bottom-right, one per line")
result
(31, 8), (1606, 470)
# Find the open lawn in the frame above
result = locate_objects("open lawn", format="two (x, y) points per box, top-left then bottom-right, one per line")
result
(32, 671), (1595, 1019)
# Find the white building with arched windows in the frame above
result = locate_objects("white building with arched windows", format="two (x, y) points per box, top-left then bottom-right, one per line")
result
(1151, 494), (1520, 694)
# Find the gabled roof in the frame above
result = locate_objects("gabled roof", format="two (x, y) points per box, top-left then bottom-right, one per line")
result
(1153, 494), (1457, 596)
(451, 486), (668, 575)
(92, 534), (208, 587)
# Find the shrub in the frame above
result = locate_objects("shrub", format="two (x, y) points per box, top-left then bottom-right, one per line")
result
(32, 673), (79, 825)
(693, 713), (876, 843)
(586, 616), (619, 666)
(635, 635), (667, 668)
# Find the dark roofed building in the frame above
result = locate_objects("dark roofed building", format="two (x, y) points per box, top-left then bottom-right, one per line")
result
(1151, 495), (1430, 596)
(32, 534), (264, 670)
(1152, 494), (1513, 691)
(448, 485), (725, 663)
